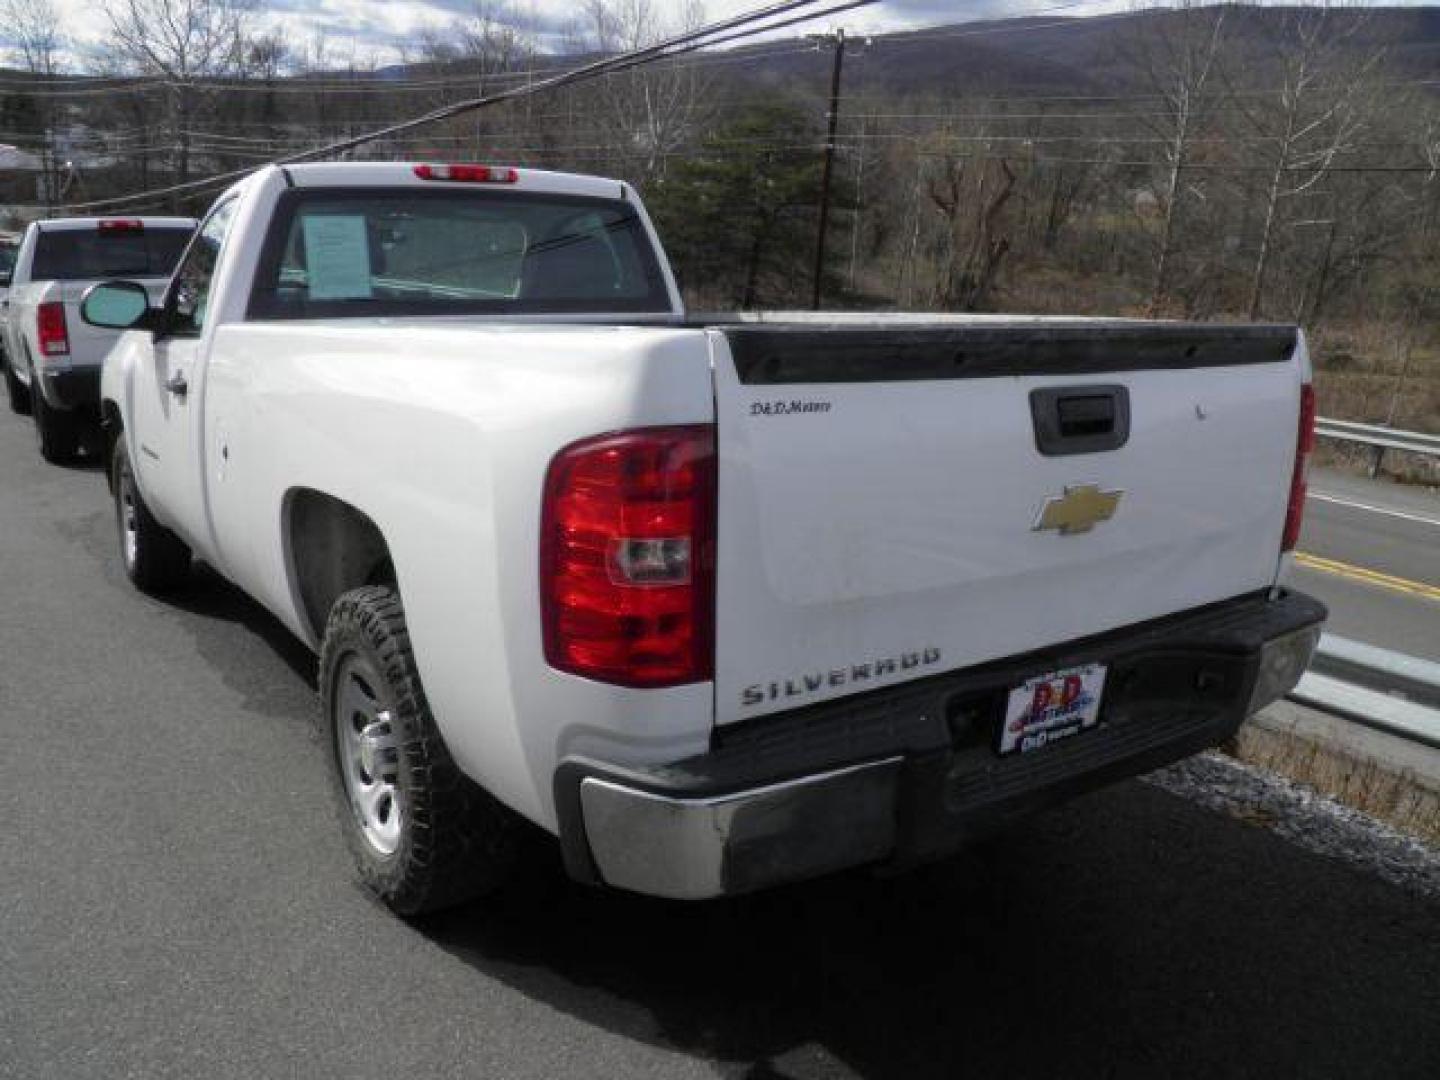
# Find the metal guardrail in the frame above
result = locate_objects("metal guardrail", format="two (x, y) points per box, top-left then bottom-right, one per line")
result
(1315, 418), (1440, 478)
(1289, 633), (1440, 749)
(1300, 421), (1439, 737)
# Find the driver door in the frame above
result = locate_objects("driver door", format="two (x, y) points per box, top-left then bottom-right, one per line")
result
(131, 197), (238, 552)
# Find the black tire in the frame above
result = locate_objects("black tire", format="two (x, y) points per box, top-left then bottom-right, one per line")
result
(33, 384), (81, 464)
(2, 351), (29, 415)
(111, 438), (191, 593)
(321, 585), (519, 916)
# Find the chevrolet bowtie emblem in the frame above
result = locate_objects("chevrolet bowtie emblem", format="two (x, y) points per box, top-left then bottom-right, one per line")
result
(1033, 484), (1123, 535)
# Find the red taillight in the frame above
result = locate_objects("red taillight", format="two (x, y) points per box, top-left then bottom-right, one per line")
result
(541, 426), (715, 688)
(98, 219), (144, 232)
(413, 163), (518, 184)
(1282, 383), (1316, 552)
(37, 301), (69, 358)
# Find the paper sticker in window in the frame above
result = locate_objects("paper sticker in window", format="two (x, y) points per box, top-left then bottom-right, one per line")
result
(301, 215), (372, 300)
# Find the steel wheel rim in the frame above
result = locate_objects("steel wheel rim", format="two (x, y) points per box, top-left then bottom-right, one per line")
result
(334, 653), (404, 857)
(117, 461), (139, 571)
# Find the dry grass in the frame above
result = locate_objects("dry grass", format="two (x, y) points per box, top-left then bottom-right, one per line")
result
(1231, 724), (1440, 847)
(1309, 326), (1440, 486)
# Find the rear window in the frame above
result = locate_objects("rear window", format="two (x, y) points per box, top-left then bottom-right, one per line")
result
(0, 241), (17, 277)
(31, 226), (194, 281)
(248, 188), (671, 318)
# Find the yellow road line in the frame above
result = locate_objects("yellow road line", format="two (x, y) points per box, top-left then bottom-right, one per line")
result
(1295, 552), (1440, 603)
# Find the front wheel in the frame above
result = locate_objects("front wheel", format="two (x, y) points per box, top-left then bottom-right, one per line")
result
(111, 438), (191, 593)
(321, 586), (519, 916)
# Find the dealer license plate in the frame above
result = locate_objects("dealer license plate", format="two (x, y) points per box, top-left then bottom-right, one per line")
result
(998, 663), (1108, 756)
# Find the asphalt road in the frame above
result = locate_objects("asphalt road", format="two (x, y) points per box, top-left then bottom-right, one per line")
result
(1, 409), (1437, 1079)
(1295, 467), (1440, 661)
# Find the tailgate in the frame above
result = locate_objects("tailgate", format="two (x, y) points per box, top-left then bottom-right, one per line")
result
(710, 323), (1301, 725)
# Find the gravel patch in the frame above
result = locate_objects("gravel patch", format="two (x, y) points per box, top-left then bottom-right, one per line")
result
(1146, 750), (1440, 900)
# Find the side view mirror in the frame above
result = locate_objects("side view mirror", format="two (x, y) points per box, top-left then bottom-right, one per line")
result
(80, 280), (160, 331)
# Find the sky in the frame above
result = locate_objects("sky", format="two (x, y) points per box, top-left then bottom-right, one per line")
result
(29, 0), (1440, 69)
(26, 1), (1113, 68)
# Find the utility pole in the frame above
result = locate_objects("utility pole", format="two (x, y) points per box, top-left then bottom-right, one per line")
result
(811, 27), (845, 311)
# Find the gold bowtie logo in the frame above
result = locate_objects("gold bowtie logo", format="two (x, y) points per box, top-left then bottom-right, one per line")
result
(1034, 484), (1123, 535)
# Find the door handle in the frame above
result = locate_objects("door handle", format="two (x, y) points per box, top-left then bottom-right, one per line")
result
(165, 372), (188, 398)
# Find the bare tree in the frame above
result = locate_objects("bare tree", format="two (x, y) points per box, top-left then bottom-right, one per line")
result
(1120, 3), (1228, 313)
(1421, 108), (1440, 243)
(927, 150), (1017, 311)
(1, 0), (60, 74)
(409, 3), (536, 160)
(582, 0), (710, 183)
(456, 1), (529, 92)
(243, 28), (289, 158)
(0, 0), (65, 207)
(1235, 5), (1386, 319)
(100, 0), (255, 193)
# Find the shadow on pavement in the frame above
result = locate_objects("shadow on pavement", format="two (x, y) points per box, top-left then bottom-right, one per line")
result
(164, 562), (319, 693)
(419, 780), (1440, 1079)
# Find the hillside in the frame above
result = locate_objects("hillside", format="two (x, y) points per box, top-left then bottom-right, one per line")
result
(727, 5), (1440, 101)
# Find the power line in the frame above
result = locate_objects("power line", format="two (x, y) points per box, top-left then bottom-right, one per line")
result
(0, 13), (848, 99)
(56, 146), (1437, 217)
(897, 147), (1440, 174)
(56, 0), (880, 213)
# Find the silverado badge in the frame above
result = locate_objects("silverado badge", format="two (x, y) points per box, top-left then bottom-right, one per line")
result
(1033, 484), (1123, 536)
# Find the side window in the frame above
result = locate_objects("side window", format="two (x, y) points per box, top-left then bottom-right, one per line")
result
(168, 199), (238, 336)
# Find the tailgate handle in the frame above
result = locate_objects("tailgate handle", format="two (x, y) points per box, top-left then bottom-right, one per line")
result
(1030, 385), (1130, 456)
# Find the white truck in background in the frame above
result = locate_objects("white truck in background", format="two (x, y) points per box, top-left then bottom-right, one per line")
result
(86, 161), (1325, 915)
(0, 230), (19, 388)
(3, 216), (194, 461)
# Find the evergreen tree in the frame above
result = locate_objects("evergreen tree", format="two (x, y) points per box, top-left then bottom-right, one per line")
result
(647, 103), (823, 309)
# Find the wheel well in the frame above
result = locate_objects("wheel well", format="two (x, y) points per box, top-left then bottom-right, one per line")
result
(286, 489), (395, 641)
(100, 401), (123, 490)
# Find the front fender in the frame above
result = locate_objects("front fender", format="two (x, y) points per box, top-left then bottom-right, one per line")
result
(99, 330), (155, 482)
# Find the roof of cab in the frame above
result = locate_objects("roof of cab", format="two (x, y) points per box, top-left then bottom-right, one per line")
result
(36, 216), (197, 231)
(275, 161), (629, 201)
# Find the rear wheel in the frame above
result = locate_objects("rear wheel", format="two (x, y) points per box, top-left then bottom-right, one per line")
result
(33, 384), (81, 464)
(111, 438), (191, 593)
(321, 585), (519, 916)
(2, 351), (29, 415)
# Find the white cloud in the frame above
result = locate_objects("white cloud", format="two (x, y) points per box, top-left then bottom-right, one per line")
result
(40, 0), (1091, 68)
(34, 0), (1440, 69)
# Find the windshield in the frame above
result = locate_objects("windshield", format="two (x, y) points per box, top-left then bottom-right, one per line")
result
(248, 189), (672, 319)
(31, 226), (193, 281)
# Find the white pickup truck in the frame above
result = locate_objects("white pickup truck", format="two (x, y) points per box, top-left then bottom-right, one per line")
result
(3, 215), (194, 460)
(0, 231), (18, 404)
(86, 161), (1325, 914)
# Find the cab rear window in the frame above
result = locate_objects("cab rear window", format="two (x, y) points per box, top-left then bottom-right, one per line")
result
(247, 188), (671, 318)
(31, 227), (194, 280)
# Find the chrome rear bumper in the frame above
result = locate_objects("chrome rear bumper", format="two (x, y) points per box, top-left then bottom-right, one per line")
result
(578, 759), (902, 900)
(557, 590), (1326, 900)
